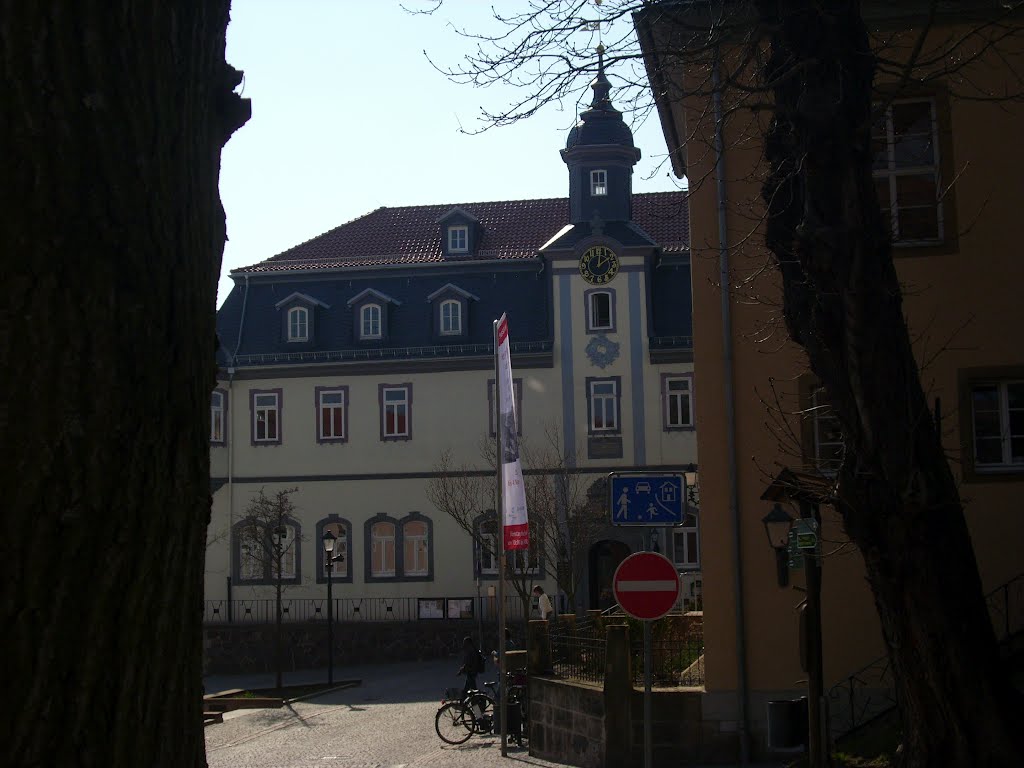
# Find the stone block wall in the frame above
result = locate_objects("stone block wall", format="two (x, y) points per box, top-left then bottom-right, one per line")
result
(528, 676), (604, 768)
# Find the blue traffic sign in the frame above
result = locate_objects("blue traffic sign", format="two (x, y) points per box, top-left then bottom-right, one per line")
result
(609, 472), (688, 526)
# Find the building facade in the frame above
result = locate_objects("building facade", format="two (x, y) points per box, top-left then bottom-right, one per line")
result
(205, 64), (697, 620)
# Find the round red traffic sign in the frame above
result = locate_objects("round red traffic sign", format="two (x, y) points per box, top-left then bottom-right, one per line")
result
(612, 552), (680, 620)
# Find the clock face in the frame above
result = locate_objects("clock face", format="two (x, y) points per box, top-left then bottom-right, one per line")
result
(579, 245), (620, 285)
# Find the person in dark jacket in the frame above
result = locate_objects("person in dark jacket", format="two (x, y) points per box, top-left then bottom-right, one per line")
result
(458, 635), (482, 694)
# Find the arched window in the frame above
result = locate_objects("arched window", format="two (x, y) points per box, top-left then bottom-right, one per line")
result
(287, 306), (309, 341)
(233, 516), (302, 585)
(370, 520), (395, 577)
(361, 304), (382, 339)
(476, 517), (499, 575)
(403, 519), (429, 576)
(440, 299), (461, 335)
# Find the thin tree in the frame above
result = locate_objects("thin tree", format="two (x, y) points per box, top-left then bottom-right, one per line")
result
(238, 487), (301, 692)
(2, 3), (249, 766)
(412, 2), (1024, 765)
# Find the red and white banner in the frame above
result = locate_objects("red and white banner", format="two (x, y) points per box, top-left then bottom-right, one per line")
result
(497, 314), (529, 550)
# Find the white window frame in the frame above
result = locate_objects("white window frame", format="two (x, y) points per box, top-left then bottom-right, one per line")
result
(371, 521), (396, 577)
(210, 390), (225, 443)
(239, 530), (263, 581)
(590, 380), (618, 432)
(872, 97), (943, 244)
(448, 225), (468, 253)
(403, 520), (429, 576)
(811, 387), (843, 475)
(287, 306), (308, 342)
(673, 513), (701, 569)
(318, 389), (346, 441)
(360, 303), (382, 339)
(590, 169), (608, 197)
(587, 291), (613, 331)
(665, 376), (694, 429)
(382, 386), (410, 438)
(440, 299), (462, 335)
(971, 380), (1024, 471)
(253, 392), (280, 442)
(270, 524), (297, 580)
(477, 519), (498, 575)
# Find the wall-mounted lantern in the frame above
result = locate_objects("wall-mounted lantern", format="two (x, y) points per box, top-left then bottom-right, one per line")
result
(761, 502), (794, 587)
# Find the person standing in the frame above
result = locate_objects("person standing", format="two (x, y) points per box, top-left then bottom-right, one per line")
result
(458, 635), (483, 694)
(532, 585), (553, 620)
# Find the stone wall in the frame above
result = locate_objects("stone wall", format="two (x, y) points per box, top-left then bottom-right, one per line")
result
(203, 620), (498, 674)
(528, 677), (604, 768)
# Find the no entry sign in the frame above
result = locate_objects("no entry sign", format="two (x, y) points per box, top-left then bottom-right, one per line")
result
(613, 552), (680, 620)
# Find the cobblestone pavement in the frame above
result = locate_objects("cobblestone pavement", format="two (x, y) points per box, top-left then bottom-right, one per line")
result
(204, 658), (566, 768)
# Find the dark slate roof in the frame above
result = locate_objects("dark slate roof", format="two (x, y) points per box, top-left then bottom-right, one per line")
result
(233, 192), (688, 275)
(216, 268), (551, 367)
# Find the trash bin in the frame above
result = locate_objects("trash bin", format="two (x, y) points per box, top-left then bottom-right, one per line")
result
(766, 696), (808, 750)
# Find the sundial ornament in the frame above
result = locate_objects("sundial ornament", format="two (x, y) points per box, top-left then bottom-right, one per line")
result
(579, 245), (620, 285)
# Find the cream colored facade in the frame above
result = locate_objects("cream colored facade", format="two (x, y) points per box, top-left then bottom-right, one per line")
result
(206, 234), (697, 611)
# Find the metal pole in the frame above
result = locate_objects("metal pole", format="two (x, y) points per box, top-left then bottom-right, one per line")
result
(802, 500), (825, 768)
(494, 319), (508, 758)
(644, 533), (653, 768)
(327, 559), (334, 686)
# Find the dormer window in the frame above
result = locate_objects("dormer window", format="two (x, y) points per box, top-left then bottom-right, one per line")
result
(426, 283), (478, 340)
(440, 299), (461, 335)
(591, 170), (608, 196)
(274, 292), (328, 345)
(361, 304), (382, 339)
(347, 288), (401, 343)
(287, 306), (308, 342)
(448, 226), (468, 253)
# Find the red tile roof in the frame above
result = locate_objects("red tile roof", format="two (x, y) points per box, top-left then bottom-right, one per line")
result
(234, 192), (689, 274)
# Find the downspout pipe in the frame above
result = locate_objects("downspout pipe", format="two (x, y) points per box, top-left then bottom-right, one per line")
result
(713, 52), (750, 766)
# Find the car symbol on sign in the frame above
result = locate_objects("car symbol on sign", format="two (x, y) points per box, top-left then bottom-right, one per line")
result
(635, 482), (651, 494)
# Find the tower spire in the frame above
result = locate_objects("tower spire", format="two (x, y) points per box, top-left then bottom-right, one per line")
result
(590, 44), (613, 110)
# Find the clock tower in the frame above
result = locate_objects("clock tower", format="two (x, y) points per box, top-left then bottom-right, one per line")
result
(560, 45), (642, 227)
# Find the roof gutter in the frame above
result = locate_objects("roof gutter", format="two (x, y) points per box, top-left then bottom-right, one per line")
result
(228, 256), (544, 281)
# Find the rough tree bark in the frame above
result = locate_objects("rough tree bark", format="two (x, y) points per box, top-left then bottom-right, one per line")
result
(758, 2), (1023, 766)
(1, 3), (249, 767)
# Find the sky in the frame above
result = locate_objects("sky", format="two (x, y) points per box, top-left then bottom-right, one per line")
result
(218, 0), (684, 306)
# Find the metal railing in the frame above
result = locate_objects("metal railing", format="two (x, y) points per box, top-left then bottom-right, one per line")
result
(230, 339), (553, 367)
(550, 615), (607, 685)
(631, 635), (705, 687)
(827, 571), (1024, 743)
(203, 594), (533, 625)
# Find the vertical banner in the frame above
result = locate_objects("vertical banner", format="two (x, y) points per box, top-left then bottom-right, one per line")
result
(496, 314), (529, 550)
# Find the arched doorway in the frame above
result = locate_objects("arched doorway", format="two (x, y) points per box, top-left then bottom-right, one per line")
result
(588, 539), (631, 610)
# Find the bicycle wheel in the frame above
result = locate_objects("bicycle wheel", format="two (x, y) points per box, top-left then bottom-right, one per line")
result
(435, 701), (473, 745)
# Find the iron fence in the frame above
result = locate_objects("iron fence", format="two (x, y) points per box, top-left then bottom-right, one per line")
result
(203, 594), (532, 625)
(550, 616), (607, 684)
(631, 636), (705, 687)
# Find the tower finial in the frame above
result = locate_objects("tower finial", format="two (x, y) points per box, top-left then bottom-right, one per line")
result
(590, 44), (613, 110)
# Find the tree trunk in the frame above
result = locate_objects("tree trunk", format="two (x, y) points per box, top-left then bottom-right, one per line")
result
(1, 3), (249, 766)
(757, 2), (1023, 765)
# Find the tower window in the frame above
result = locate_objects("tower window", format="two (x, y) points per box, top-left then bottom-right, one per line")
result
(591, 170), (608, 196)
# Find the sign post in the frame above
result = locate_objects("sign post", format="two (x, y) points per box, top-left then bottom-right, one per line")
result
(608, 472), (687, 526)
(613, 552), (680, 768)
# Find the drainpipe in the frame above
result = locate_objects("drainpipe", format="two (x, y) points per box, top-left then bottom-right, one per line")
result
(713, 52), (750, 765)
(226, 274), (250, 610)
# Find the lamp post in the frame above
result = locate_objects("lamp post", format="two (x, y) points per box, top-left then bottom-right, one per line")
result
(322, 530), (341, 686)
(761, 502), (794, 587)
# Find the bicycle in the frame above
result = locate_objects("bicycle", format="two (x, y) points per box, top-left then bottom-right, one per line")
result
(434, 686), (495, 745)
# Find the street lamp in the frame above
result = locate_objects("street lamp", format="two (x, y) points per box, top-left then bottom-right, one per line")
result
(761, 502), (794, 587)
(322, 530), (343, 686)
